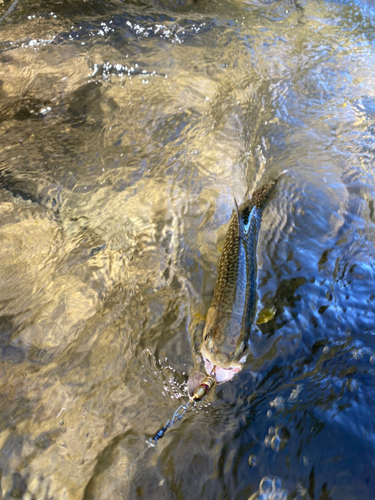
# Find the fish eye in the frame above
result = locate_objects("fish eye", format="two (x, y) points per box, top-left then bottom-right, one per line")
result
(204, 328), (212, 344)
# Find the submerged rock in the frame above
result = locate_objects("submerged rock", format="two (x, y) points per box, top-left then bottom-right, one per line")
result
(0, 192), (99, 363)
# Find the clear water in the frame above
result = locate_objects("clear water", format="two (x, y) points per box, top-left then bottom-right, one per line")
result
(1, 0), (375, 498)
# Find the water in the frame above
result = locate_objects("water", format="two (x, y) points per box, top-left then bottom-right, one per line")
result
(1, 0), (375, 498)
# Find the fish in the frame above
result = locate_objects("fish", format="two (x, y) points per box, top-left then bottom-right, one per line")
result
(200, 177), (280, 384)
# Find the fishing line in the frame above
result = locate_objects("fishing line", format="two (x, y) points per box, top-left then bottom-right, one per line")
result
(122, 374), (216, 480)
(0, 0), (19, 23)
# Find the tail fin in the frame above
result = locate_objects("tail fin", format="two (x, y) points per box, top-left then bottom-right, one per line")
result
(251, 181), (276, 209)
(250, 169), (287, 209)
(240, 170), (287, 218)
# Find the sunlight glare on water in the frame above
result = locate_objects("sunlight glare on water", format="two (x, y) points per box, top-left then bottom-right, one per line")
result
(1, 0), (375, 498)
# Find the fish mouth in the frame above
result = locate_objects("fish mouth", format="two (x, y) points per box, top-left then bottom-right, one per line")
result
(203, 357), (242, 384)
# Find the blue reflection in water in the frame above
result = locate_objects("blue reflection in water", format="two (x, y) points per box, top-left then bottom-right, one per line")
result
(1, 0), (375, 498)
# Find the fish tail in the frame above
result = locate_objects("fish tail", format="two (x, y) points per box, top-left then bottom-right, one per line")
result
(247, 170), (287, 210)
(251, 181), (276, 209)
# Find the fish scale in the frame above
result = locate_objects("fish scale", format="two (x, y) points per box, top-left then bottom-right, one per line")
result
(212, 183), (273, 330)
(200, 178), (279, 378)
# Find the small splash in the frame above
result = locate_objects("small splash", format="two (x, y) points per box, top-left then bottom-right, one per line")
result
(248, 454), (258, 467)
(352, 348), (363, 360)
(125, 19), (206, 45)
(248, 476), (287, 500)
(269, 396), (285, 411)
(288, 384), (303, 402)
(264, 426), (290, 452)
(346, 378), (358, 392)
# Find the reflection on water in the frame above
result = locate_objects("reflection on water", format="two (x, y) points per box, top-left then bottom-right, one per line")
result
(1, 0), (375, 498)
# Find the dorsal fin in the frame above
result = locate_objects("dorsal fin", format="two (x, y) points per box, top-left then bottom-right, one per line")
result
(234, 198), (244, 239)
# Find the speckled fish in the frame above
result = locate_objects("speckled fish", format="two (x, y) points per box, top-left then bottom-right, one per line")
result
(200, 178), (280, 384)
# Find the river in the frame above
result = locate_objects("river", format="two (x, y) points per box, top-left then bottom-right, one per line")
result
(1, 0), (375, 498)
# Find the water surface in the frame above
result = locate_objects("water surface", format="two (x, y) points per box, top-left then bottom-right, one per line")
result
(1, 0), (375, 498)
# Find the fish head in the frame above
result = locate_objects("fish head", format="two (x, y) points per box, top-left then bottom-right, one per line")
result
(200, 306), (250, 383)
